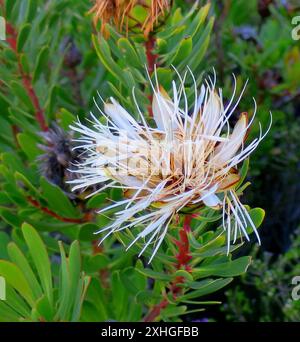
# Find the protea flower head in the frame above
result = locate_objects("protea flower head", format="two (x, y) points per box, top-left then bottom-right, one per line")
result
(38, 124), (102, 200)
(38, 124), (75, 194)
(89, 0), (170, 37)
(89, 0), (119, 35)
(69, 68), (271, 262)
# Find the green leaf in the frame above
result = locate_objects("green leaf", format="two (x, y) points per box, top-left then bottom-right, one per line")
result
(0, 260), (35, 307)
(78, 223), (99, 241)
(40, 177), (80, 219)
(56, 241), (70, 320)
(117, 38), (141, 69)
(33, 46), (49, 83)
(0, 302), (20, 322)
(174, 269), (193, 282)
(46, 85), (58, 115)
(92, 35), (135, 89)
(4, 285), (31, 318)
(191, 243), (243, 259)
(156, 38), (167, 53)
(56, 241), (85, 321)
(181, 300), (221, 305)
(10, 81), (34, 111)
(86, 193), (107, 209)
(71, 275), (90, 322)
(171, 7), (183, 25)
(108, 82), (132, 109)
(237, 158), (249, 188)
(110, 188), (123, 201)
(160, 305), (187, 320)
(17, 23), (31, 52)
(68, 241), (82, 316)
(178, 278), (233, 301)
(17, 133), (42, 161)
(170, 37), (193, 65)
(120, 267), (147, 297)
(246, 208), (265, 233)
(5, 0), (16, 18)
(0, 207), (23, 227)
(193, 256), (252, 278)
(2, 152), (27, 175)
(0, 193), (11, 205)
(20, 54), (30, 74)
(83, 254), (110, 273)
(192, 234), (226, 255)
(136, 267), (172, 281)
(193, 212), (222, 223)
(0, 232), (10, 259)
(186, 3), (211, 38)
(7, 242), (43, 300)
(25, 0), (37, 22)
(15, 171), (40, 197)
(135, 290), (160, 305)
(133, 264), (147, 291)
(36, 295), (54, 322)
(181, 17), (214, 71)
(82, 278), (107, 321)
(8, 107), (36, 132)
(22, 223), (53, 306)
(155, 67), (173, 91)
(56, 108), (75, 131)
(111, 271), (127, 320)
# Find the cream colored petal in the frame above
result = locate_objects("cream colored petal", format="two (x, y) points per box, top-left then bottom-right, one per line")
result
(104, 100), (139, 138)
(217, 172), (240, 191)
(201, 91), (222, 136)
(152, 88), (177, 131)
(213, 113), (248, 166)
(111, 174), (145, 188)
(202, 192), (221, 208)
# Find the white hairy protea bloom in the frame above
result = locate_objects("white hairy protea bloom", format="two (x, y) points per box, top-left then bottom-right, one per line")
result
(69, 68), (271, 262)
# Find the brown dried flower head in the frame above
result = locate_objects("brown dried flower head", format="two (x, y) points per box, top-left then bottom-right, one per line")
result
(89, 0), (170, 37)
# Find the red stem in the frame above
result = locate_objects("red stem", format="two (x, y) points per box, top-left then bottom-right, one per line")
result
(145, 36), (158, 117)
(143, 299), (169, 322)
(175, 215), (192, 270)
(27, 196), (91, 223)
(145, 36), (157, 75)
(143, 215), (193, 322)
(6, 22), (48, 131)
